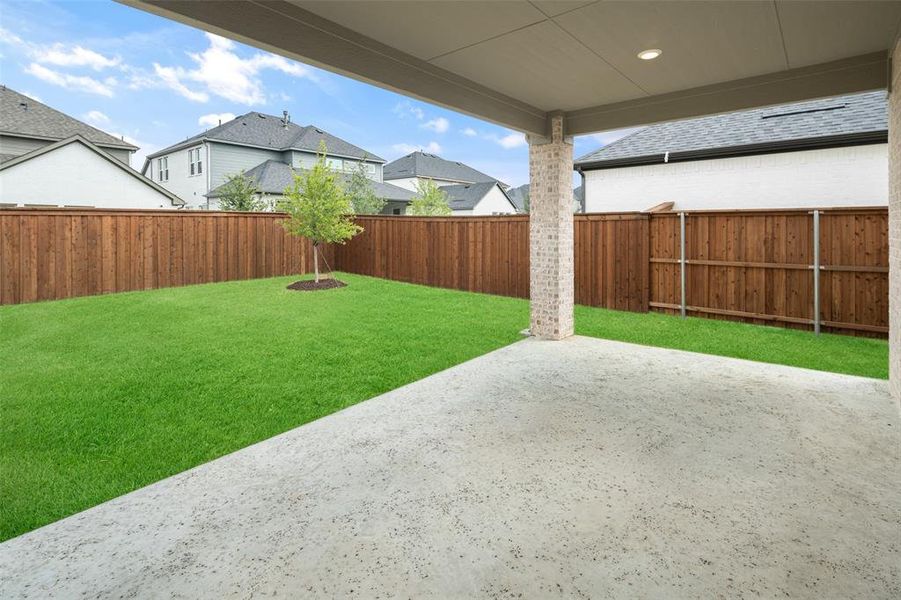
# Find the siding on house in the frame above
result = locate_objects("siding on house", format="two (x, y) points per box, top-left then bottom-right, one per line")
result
(584, 144), (888, 212)
(0, 135), (132, 166)
(146, 142), (211, 208)
(0, 140), (179, 208)
(209, 142), (284, 190)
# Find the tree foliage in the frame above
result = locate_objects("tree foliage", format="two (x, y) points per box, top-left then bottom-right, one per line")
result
(216, 171), (263, 212)
(280, 142), (362, 281)
(346, 158), (386, 215)
(407, 179), (451, 216)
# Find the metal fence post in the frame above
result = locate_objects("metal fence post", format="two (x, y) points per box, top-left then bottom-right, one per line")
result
(680, 211), (686, 318)
(812, 209), (820, 335)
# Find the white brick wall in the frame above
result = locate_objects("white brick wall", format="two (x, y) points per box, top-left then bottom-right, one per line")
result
(889, 38), (900, 405)
(584, 143), (888, 213)
(528, 115), (574, 340)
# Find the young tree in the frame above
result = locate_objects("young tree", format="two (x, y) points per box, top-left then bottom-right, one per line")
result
(216, 171), (263, 211)
(346, 158), (386, 215)
(280, 143), (362, 282)
(407, 179), (451, 216)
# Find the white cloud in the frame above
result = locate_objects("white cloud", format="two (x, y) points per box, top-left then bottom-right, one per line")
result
(150, 63), (209, 102)
(24, 63), (114, 96)
(484, 130), (527, 149)
(393, 100), (424, 120)
(461, 127), (477, 137)
(83, 110), (110, 126)
(421, 116), (449, 134)
(392, 141), (442, 155)
(199, 112), (236, 127)
(33, 44), (120, 70)
(141, 33), (317, 105)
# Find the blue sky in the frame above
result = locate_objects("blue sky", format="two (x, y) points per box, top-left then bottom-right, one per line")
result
(0, 0), (635, 186)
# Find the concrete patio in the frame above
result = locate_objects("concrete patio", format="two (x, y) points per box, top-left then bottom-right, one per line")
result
(1, 336), (898, 598)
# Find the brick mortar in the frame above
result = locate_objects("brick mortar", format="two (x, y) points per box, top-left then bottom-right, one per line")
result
(529, 115), (574, 339)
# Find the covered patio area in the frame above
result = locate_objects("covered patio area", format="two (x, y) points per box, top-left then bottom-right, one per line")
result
(2, 337), (897, 598)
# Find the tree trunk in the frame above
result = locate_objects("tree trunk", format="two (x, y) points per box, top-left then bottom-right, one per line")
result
(313, 243), (320, 283)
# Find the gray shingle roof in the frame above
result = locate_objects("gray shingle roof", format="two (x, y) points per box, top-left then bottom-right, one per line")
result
(0, 86), (138, 150)
(149, 112), (383, 162)
(575, 91), (887, 168)
(440, 181), (513, 211)
(383, 151), (507, 188)
(206, 159), (413, 202)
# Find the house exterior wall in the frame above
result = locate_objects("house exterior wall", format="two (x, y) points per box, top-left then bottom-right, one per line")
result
(889, 38), (900, 405)
(583, 144), (888, 212)
(469, 186), (516, 215)
(292, 151), (383, 182)
(0, 134), (132, 166)
(208, 143), (283, 190)
(146, 142), (211, 208)
(0, 142), (177, 208)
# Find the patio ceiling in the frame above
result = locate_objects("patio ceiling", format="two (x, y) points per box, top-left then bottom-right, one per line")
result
(121, 1), (901, 135)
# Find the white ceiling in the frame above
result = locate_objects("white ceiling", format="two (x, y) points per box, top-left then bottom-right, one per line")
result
(295, 0), (901, 112)
(123, 0), (901, 134)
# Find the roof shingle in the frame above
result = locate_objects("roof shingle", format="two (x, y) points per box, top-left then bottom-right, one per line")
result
(575, 91), (887, 167)
(0, 86), (138, 150)
(149, 112), (383, 162)
(383, 151), (507, 187)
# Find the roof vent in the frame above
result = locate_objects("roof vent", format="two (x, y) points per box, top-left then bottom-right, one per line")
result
(282, 110), (290, 128)
(18, 101), (27, 111)
(762, 105), (846, 119)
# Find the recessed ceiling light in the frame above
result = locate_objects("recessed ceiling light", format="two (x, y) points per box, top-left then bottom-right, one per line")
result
(637, 48), (662, 61)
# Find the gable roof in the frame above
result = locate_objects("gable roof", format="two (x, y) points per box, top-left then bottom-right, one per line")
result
(205, 159), (414, 202)
(0, 86), (138, 151)
(440, 181), (514, 211)
(383, 151), (507, 188)
(147, 112), (384, 162)
(0, 135), (183, 206)
(575, 91), (887, 170)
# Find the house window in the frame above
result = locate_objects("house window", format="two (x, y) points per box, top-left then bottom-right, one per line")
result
(157, 157), (168, 182)
(188, 147), (203, 176)
(392, 208), (401, 215)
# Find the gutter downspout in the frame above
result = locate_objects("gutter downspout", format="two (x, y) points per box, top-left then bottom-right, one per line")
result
(577, 168), (586, 213)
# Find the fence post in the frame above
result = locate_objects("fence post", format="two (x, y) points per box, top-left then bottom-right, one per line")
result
(679, 211), (686, 319)
(812, 209), (821, 335)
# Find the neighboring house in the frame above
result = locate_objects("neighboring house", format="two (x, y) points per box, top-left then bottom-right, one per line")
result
(0, 86), (181, 209)
(144, 111), (386, 209)
(506, 183), (584, 213)
(383, 151), (508, 192)
(0, 136), (184, 209)
(575, 91), (888, 212)
(206, 159), (414, 209)
(0, 86), (137, 166)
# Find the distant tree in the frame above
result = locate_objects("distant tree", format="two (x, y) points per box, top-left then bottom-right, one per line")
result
(216, 171), (263, 211)
(407, 179), (451, 216)
(347, 158), (386, 215)
(280, 142), (362, 282)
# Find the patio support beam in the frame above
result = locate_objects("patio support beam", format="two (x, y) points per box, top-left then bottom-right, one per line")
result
(527, 113), (574, 340)
(890, 35), (900, 406)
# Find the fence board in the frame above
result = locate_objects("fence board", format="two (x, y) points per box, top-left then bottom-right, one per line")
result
(0, 209), (319, 305)
(0, 207), (888, 337)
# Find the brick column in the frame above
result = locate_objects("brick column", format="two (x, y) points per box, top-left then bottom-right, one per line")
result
(890, 36), (900, 405)
(528, 113), (574, 340)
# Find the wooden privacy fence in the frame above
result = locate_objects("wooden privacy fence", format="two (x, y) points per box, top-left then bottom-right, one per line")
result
(336, 209), (887, 336)
(0, 208), (328, 305)
(0, 207), (889, 337)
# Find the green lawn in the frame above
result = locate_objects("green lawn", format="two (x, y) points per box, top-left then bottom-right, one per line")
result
(0, 273), (887, 541)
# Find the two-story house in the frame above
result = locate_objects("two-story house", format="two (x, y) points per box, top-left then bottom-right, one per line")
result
(143, 111), (394, 209)
(381, 151), (516, 215)
(0, 86), (183, 209)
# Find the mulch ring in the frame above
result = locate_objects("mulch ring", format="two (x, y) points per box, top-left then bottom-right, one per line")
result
(286, 279), (347, 292)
